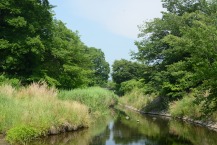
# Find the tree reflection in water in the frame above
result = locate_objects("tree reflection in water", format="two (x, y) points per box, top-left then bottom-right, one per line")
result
(28, 109), (217, 145)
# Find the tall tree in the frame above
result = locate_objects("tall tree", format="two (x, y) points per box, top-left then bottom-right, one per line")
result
(87, 47), (110, 86)
(134, 0), (217, 112)
(163, 11), (217, 112)
(42, 20), (93, 89)
(0, 0), (53, 83)
(112, 59), (145, 85)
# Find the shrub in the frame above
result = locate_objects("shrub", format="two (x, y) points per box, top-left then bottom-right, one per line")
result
(0, 75), (20, 87)
(119, 79), (144, 95)
(6, 125), (41, 144)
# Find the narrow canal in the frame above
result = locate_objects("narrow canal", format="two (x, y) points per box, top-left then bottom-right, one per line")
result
(1, 109), (217, 145)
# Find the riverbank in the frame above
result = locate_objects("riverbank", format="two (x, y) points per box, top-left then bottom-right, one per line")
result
(0, 83), (117, 144)
(118, 88), (217, 132)
(119, 104), (217, 132)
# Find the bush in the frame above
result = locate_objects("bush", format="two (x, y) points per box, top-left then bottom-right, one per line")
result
(0, 75), (20, 87)
(105, 80), (116, 90)
(119, 79), (144, 95)
(6, 125), (41, 144)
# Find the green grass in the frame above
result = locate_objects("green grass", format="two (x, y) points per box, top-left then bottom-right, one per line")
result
(169, 93), (217, 121)
(168, 92), (216, 120)
(0, 83), (90, 144)
(0, 84), (118, 144)
(58, 87), (118, 116)
(119, 88), (156, 110)
(6, 125), (41, 144)
(169, 94), (202, 119)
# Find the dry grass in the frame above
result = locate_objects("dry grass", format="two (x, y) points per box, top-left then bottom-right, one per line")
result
(0, 84), (15, 97)
(15, 82), (57, 99)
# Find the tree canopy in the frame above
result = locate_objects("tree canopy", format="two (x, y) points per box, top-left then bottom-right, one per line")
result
(110, 0), (217, 114)
(0, 0), (53, 82)
(87, 47), (110, 86)
(112, 59), (145, 85)
(132, 0), (217, 112)
(0, 0), (110, 89)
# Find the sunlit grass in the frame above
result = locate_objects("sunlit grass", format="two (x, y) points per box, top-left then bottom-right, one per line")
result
(0, 83), (90, 144)
(58, 87), (118, 116)
(119, 88), (156, 110)
(169, 93), (202, 119)
(169, 93), (217, 122)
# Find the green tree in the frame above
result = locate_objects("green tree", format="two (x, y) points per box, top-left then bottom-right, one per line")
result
(163, 11), (217, 113)
(0, 0), (110, 89)
(112, 59), (145, 85)
(135, 0), (217, 112)
(87, 47), (110, 86)
(42, 20), (93, 89)
(0, 0), (53, 83)
(112, 59), (146, 94)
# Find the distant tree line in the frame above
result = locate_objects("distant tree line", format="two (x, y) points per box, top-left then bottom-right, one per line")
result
(0, 0), (110, 89)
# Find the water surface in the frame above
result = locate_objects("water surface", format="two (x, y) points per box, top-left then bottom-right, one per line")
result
(2, 109), (217, 145)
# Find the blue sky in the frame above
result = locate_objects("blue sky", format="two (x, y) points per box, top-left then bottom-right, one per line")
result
(49, 0), (165, 65)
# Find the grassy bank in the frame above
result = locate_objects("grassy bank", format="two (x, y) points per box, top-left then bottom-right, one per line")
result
(0, 83), (117, 144)
(58, 87), (118, 116)
(169, 94), (217, 121)
(119, 89), (217, 122)
(119, 88), (156, 110)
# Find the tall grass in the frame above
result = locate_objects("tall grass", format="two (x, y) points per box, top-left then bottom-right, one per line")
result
(0, 83), (90, 144)
(58, 87), (118, 116)
(169, 93), (217, 121)
(119, 88), (156, 110)
(169, 94), (202, 119)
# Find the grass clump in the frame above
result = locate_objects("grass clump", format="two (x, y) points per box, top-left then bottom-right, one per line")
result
(169, 94), (202, 119)
(0, 83), (90, 144)
(169, 93), (217, 121)
(119, 88), (157, 110)
(58, 87), (118, 116)
(6, 125), (40, 144)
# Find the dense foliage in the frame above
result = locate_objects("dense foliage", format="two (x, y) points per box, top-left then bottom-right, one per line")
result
(0, 0), (53, 83)
(111, 59), (146, 94)
(86, 47), (110, 86)
(112, 59), (145, 85)
(113, 0), (217, 115)
(0, 0), (110, 89)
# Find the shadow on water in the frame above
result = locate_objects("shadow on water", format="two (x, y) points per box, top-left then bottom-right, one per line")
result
(2, 109), (217, 145)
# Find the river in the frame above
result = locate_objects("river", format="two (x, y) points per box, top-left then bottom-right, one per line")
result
(1, 109), (217, 145)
